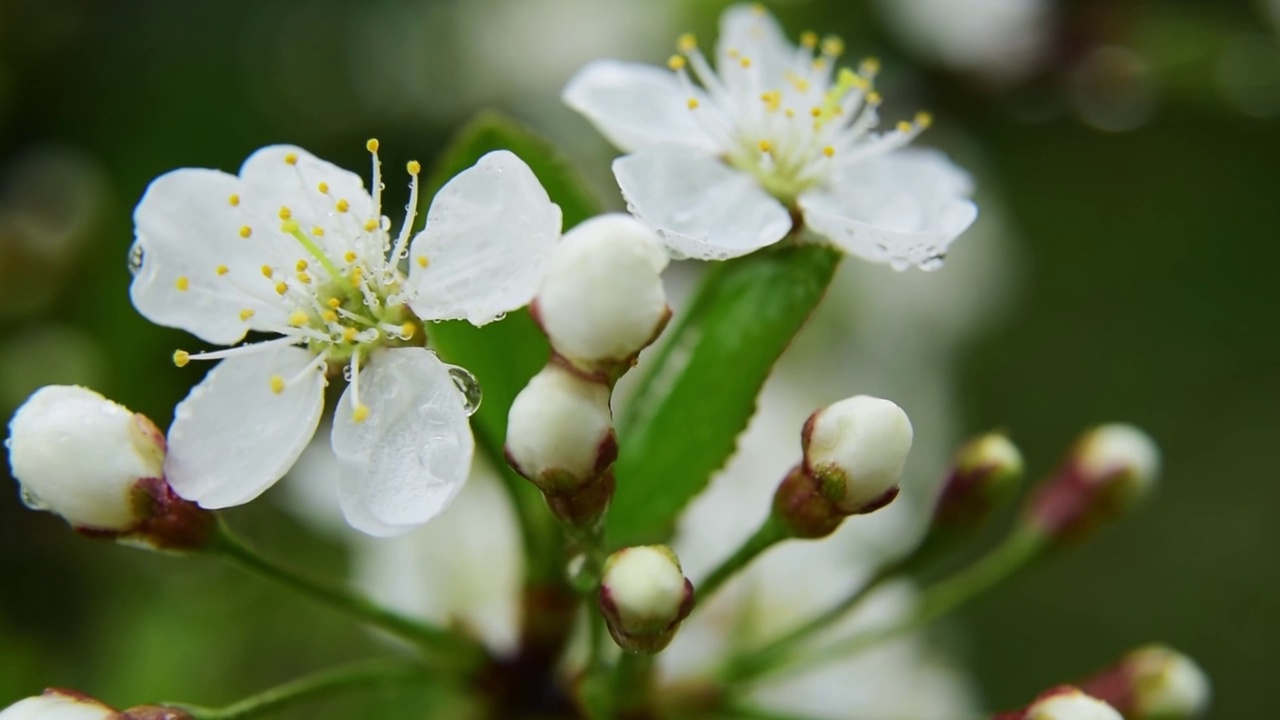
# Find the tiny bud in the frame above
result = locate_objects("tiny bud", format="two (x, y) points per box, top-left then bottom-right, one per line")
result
(802, 395), (912, 515)
(1025, 424), (1160, 540)
(6, 385), (214, 551)
(532, 214), (670, 379)
(933, 432), (1024, 530)
(996, 687), (1123, 720)
(599, 545), (695, 654)
(1081, 645), (1211, 719)
(0, 689), (116, 720)
(506, 365), (615, 491)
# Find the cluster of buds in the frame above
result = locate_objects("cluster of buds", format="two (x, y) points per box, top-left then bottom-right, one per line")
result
(506, 215), (669, 527)
(6, 386), (214, 551)
(1023, 424), (1160, 542)
(995, 686), (1124, 720)
(597, 545), (694, 655)
(0, 689), (191, 720)
(771, 395), (913, 538)
(1079, 645), (1211, 719)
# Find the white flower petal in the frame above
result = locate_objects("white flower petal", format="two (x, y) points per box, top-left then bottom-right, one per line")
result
(613, 149), (792, 260)
(717, 4), (797, 85)
(800, 149), (978, 271)
(165, 345), (325, 508)
(331, 347), (474, 537)
(406, 151), (562, 325)
(562, 59), (719, 154)
(130, 169), (296, 345)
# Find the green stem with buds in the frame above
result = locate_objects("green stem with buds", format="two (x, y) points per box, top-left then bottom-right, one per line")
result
(697, 515), (791, 604)
(738, 525), (1048, 683)
(208, 521), (487, 671)
(178, 658), (428, 720)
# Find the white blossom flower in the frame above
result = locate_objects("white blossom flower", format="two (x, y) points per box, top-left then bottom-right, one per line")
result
(129, 143), (562, 535)
(563, 3), (977, 268)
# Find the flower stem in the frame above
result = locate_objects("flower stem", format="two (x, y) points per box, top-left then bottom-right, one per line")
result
(697, 515), (791, 604)
(178, 658), (428, 720)
(613, 652), (655, 718)
(742, 525), (1048, 683)
(208, 521), (487, 671)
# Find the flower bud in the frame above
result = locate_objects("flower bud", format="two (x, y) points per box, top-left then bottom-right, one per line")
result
(933, 432), (1024, 531)
(532, 214), (670, 379)
(0, 690), (116, 720)
(6, 385), (214, 550)
(1025, 424), (1159, 540)
(598, 545), (694, 654)
(1080, 645), (1211, 719)
(996, 687), (1123, 720)
(802, 395), (912, 515)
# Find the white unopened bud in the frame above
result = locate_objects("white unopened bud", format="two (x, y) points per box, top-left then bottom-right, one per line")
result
(534, 214), (669, 374)
(1126, 646), (1211, 718)
(1026, 688), (1123, 720)
(599, 545), (694, 654)
(802, 395), (913, 514)
(506, 364), (615, 491)
(0, 690), (115, 720)
(1077, 423), (1160, 500)
(7, 386), (165, 531)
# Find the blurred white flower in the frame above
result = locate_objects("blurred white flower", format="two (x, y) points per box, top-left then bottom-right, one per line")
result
(131, 144), (561, 535)
(876, 0), (1053, 85)
(564, 4), (976, 267)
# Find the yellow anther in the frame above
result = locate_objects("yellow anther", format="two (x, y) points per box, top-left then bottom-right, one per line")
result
(215, 265), (229, 276)
(261, 265), (274, 278)
(740, 56), (752, 69)
(284, 152), (298, 166)
(279, 206), (292, 220)
(280, 219), (300, 234)
(407, 160), (421, 175)
(239, 309), (255, 321)
(822, 36), (845, 57)
(866, 91), (883, 105)
(311, 226), (325, 237)
(677, 33), (697, 53)
(687, 97), (700, 110)
(173, 350), (190, 368)
(336, 199), (350, 213)
(317, 182), (329, 194)
(800, 31), (818, 49)
(175, 276), (190, 291)
(344, 250), (358, 263)
(228, 194), (241, 207)
(897, 120), (913, 133)
(321, 310), (339, 323)
(270, 375), (286, 395)
(728, 49), (740, 59)
(297, 272), (312, 284)
(366, 138), (379, 152)
(296, 260), (309, 272)
(785, 109), (796, 118)
(288, 310), (309, 327)
(668, 55), (687, 71)
(810, 106), (823, 117)
(751, 3), (765, 15)
(786, 71), (811, 92)
(915, 111), (934, 128)
(416, 255), (429, 268)
(363, 219), (378, 232)
(812, 58), (827, 71)
(351, 265), (363, 282)
(275, 281), (289, 295)
(861, 57), (881, 75)
(401, 322), (416, 339)
(352, 403), (371, 424)
(239, 225), (252, 239)
(343, 327), (358, 343)
(758, 139), (772, 153)
(326, 297), (342, 309)
(823, 146), (836, 157)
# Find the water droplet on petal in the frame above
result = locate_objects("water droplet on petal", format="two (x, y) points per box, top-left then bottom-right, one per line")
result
(127, 241), (145, 276)
(20, 487), (49, 511)
(342, 364), (354, 382)
(447, 365), (482, 416)
(920, 253), (947, 272)
(889, 257), (911, 272)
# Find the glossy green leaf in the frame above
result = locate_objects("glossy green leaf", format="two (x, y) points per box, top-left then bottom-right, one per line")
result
(608, 244), (841, 548)
(424, 112), (604, 583)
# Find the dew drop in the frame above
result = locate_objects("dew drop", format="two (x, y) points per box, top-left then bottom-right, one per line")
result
(20, 487), (49, 511)
(920, 253), (947, 272)
(342, 364), (354, 382)
(447, 365), (483, 416)
(127, 241), (145, 276)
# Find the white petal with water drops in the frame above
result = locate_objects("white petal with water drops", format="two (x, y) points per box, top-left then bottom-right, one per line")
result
(166, 345), (325, 508)
(562, 60), (719, 154)
(331, 347), (474, 537)
(613, 148), (792, 260)
(799, 149), (977, 270)
(406, 150), (562, 326)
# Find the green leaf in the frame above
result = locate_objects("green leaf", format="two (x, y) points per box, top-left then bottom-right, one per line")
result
(423, 112), (605, 583)
(608, 244), (841, 548)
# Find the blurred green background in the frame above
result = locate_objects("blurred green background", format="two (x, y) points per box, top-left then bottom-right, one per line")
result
(0, 0), (1276, 717)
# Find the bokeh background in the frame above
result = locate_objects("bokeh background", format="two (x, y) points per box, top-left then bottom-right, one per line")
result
(1, 0), (1276, 716)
